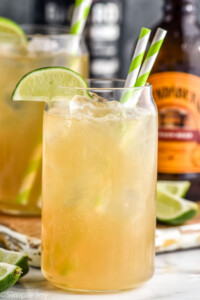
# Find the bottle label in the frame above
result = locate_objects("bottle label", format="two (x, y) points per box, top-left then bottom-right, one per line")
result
(149, 72), (200, 174)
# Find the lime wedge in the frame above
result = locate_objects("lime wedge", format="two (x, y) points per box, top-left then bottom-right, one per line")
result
(157, 181), (191, 198)
(12, 67), (90, 102)
(0, 263), (22, 292)
(156, 189), (199, 225)
(0, 17), (27, 45)
(0, 248), (29, 277)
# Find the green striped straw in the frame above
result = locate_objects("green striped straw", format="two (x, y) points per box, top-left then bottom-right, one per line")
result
(120, 27), (151, 104)
(15, 137), (42, 205)
(69, 0), (92, 57)
(121, 27), (167, 105)
(124, 28), (151, 88)
(70, 0), (93, 35)
(134, 28), (167, 87)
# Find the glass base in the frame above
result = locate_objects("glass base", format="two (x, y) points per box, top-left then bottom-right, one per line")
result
(43, 271), (154, 293)
(0, 202), (41, 216)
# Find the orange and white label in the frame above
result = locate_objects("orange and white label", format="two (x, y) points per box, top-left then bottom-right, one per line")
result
(149, 72), (200, 174)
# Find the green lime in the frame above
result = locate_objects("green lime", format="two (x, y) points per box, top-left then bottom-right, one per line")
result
(157, 180), (191, 197)
(0, 17), (27, 45)
(12, 67), (91, 102)
(0, 248), (29, 277)
(0, 263), (22, 292)
(156, 189), (199, 225)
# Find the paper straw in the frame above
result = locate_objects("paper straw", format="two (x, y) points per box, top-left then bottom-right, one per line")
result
(124, 28), (151, 88)
(70, 0), (93, 35)
(37, 195), (42, 209)
(68, 0), (92, 56)
(135, 28), (167, 87)
(15, 138), (42, 205)
(120, 27), (167, 105)
(120, 27), (151, 104)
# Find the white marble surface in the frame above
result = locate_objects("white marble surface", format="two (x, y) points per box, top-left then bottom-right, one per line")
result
(0, 249), (200, 300)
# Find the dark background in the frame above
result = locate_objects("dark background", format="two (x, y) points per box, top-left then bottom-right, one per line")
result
(1, 0), (200, 76)
(121, 0), (162, 76)
(0, 0), (163, 77)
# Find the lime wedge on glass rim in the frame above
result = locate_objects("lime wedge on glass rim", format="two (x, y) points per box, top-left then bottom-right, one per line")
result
(157, 180), (191, 198)
(156, 188), (199, 225)
(12, 67), (91, 102)
(0, 17), (27, 45)
(0, 248), (29, 277)
(0, 263), (22, 293)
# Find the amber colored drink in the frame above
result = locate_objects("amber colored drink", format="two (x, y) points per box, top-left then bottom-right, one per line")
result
(0, 27), (89, 215)
(42, 82), (157, 292)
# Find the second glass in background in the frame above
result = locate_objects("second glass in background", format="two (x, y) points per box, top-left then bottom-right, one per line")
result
(0, 25), (89, 215)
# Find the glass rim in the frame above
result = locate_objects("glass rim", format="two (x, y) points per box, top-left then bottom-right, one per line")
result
(0, 24), (83, 39)
(22, 24), (81, 38)
(57, 79), (152, 92)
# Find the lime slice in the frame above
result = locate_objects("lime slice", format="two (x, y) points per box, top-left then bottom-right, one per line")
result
(157, 181), (191, 198)
(0, 17), (27, 45)
(0, 263), (22, 292)
(12, 67), (90, 102)
(0, 248), (29, 277)
(156, 189), (199, 225)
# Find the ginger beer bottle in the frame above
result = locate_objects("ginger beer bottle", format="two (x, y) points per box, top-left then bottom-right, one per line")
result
(148, 0), (200, 200)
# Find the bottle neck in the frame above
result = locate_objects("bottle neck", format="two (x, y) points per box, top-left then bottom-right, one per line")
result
(163, 0), (197, 21)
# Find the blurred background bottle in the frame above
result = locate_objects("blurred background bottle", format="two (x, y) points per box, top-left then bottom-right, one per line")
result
(33, 0), (74, 26)
(148, 0), (200, 200)
(86, 0), (123, 78)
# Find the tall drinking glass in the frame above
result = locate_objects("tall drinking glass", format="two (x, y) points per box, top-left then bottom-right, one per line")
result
(42, 80), (157, 292)
(0, 25), (89, 215)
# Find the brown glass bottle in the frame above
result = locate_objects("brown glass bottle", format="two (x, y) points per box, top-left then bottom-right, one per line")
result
(148, 0), (200, 200)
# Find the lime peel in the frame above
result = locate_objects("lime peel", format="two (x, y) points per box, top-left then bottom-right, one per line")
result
(0, 263), (22, 293)
(156, 188), (199, 225)
(0, 17), (27, 45)
(0, 248), (29, 277)
(157, 180), (191, 198)
(12, 67), (92, 102)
